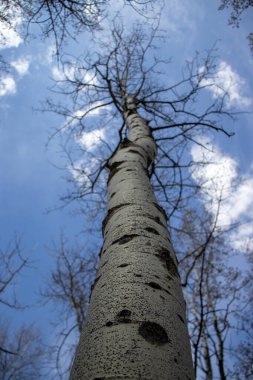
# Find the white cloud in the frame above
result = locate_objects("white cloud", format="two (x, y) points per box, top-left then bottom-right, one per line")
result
(11, 57), (30, 76)
(72, 109), (87, 119)
(0, 75), (16, 96)
(36, 43), (57, 67)
(223, 179), (253, 224)
(162, 1), (194, 33)
(45, 44), (56, 64)
(0, 27), (23, 50)
(0, 7), (23, 50)
(64, 101), (111, 131)
(231, 222), (253, 252)
(68, 157), (100, 187)
(51, 66), (64, 81)
(190, 138), (253, 251)
(191, 138), (237, 205)
(68, 159), (91, 187)
(200, 61), (252, 108)
(82, 101), (109, 117)
(51, 65), (97, 86)
(77, 128), (106, 150)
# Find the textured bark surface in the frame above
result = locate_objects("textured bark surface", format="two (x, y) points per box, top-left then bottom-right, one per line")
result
(70, 96), (194, 379)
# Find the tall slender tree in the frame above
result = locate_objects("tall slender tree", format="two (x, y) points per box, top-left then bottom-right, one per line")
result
(70, 93), (194, 379)
(46, 21), (234, 379)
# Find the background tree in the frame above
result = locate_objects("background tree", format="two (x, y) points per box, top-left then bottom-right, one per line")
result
(174, 205), (245, 379)
(231, 243), (253, 380)
(42, 236), (97, 378)
(0, 237), (45, 378)
(218, 0), (253, 52)
(0, 0), (158, 54)
(0, 322), (44, 380)
(0, 236), (28, 310)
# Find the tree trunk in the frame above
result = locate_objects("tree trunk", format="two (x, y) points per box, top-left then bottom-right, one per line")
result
(201, 329), (213, 379)
(70, 96), (194, 379)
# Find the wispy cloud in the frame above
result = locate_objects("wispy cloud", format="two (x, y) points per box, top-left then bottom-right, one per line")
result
(68, 157), (101, 188)
(191, 138), (237, 207)
(63, 102), (111, 131)
(11, 57), (30, 77)
(77, 129), (106, 151)
(158, 0), (204, 41)
(45, 44), (57, 64)
(0, 57), (30, 97)
(68, 159), (92, 188)
(51, 65), (97, 87)
(200, 61), (252, 108)
(191, 138), (253, 250)
(161, 1), (194, 33)
(51, 66), (75, 81)
(0, 75), (16, 96)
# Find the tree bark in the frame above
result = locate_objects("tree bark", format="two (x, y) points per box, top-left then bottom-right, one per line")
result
(70, 96), (194, 379)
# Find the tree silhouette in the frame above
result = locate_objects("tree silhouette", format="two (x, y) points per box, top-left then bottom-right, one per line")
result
(0, 237), (45, 378)
(219, 0), (253, 52)
(0, 322), (44, 380)
(0, 0), (158, 54)
(42, 236), (97, 378)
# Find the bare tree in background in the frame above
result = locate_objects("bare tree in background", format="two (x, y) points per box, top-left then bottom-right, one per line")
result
(0, 237), (45, 378)
(174, 206), (246, 379)
(0, 322), (44, 380)
(218, 0), (253, 52)
(232, 244), (253, 380)
(0, 236), (28, 310)
(42, 236), (97, 379)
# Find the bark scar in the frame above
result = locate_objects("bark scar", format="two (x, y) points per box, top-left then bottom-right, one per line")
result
(112, 234), (139, 246)
(138, 321), (170, 345)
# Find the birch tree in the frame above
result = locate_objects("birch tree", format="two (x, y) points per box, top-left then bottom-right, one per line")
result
(70, 93), (195, 379)
(46, 21), (235, 379)
(43, 200), (249, 379)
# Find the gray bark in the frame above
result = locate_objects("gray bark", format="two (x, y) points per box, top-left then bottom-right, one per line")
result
(70, 96), (194, 379)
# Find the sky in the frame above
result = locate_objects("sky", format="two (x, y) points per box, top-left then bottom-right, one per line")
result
(0, 0), (253, 374)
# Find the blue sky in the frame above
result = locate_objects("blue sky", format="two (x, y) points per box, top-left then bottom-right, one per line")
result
(0, 0), (253, 373)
